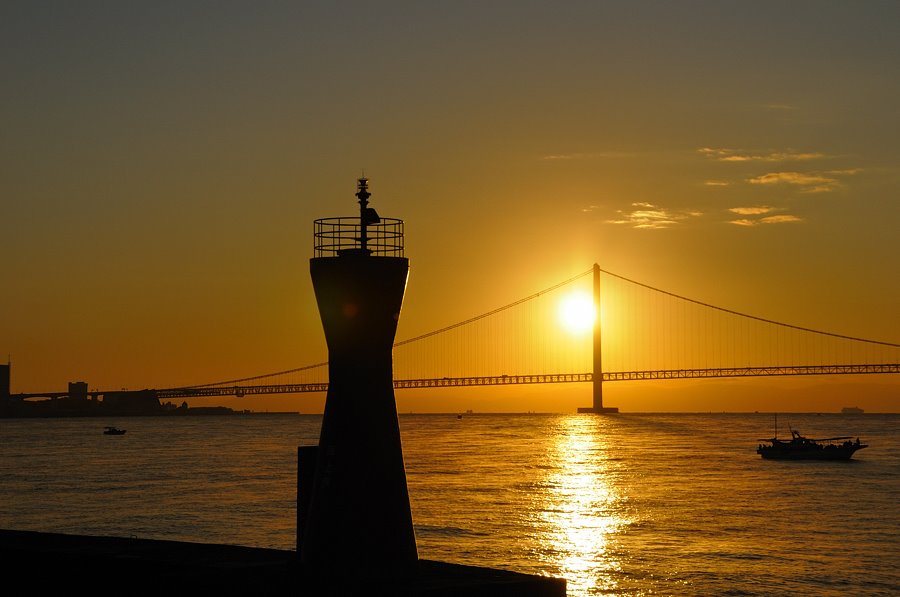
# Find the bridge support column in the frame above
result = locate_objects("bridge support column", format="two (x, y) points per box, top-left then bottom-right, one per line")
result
(578, 263), (618, 414)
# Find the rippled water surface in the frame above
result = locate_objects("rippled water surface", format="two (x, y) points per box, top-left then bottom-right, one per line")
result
(1, 412), (897, 595)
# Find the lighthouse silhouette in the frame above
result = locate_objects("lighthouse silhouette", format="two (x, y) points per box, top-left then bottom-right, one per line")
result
(300, 177), (417, 575)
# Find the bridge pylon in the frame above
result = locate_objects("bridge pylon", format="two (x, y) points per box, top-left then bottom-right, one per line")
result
(578, 263), (619, 414)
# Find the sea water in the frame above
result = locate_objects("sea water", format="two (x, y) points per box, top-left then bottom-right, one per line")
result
(0, 411), (897, 596)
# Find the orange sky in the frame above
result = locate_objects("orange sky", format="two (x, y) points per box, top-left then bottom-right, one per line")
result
(2, 3), (898, 412)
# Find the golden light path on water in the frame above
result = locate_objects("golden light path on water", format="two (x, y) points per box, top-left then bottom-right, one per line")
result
(540, 416), (629, 596)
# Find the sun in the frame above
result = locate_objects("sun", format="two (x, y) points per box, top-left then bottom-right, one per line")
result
(558, 291), (596, 334)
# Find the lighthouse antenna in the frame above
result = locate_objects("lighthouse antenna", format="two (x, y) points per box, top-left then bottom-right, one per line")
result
(356, 176), (371, 252)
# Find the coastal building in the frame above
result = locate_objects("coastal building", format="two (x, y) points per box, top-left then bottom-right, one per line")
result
(101, 389), (161, 414)
(0, 362), (9, 403)
(68, 381), (88, 402)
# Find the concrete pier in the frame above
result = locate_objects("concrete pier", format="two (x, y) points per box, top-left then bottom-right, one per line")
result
(0, 529), (566, 596)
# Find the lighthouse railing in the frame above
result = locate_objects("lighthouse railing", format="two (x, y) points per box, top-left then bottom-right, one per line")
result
(313, 217), (405, 257)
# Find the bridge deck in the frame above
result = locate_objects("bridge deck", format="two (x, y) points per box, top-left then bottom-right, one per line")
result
(155, 364), (900, 399)
(11, 364), (898, 400)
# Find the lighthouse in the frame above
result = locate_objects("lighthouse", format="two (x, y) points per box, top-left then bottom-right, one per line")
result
(300, 177), (417, 573)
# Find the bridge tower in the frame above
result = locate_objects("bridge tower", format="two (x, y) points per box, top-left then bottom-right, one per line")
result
(301, 177), (417, 574)
(578, 263), (619, 413)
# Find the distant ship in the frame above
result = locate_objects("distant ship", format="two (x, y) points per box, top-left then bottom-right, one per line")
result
(757, 428), (867, 461)
(841, 406), (864, 414)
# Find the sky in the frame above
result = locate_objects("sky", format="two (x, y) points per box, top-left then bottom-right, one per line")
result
(3, 1), (899, 413)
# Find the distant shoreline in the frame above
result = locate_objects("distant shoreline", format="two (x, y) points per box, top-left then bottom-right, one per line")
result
(0, 410), (300, 419)
(2, 410), (897, 419)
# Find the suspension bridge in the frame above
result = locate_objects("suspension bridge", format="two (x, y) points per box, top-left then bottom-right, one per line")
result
(7, 264), (899, 409)
(157, 264), (899, 409)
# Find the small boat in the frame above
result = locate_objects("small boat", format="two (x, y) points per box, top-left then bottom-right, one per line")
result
(757, 426), (866, 460)
(841, 406), (864, 414)
(103, 426), (127, 435)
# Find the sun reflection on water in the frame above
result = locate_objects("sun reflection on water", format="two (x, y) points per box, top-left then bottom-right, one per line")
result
(538, 415), (628, 596)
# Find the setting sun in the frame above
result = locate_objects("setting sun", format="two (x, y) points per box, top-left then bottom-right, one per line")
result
(558, 292), (596, 335)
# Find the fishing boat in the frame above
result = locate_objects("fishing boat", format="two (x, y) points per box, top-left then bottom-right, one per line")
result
(103, 426), (127, 435)
(756, 417), (866, 461)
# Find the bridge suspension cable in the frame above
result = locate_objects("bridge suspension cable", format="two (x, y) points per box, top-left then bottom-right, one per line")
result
(597, 268), (900, 348)
(184, 361), (328, 389)
(173, 266), (898, 392)
(393, 269), (593, 347)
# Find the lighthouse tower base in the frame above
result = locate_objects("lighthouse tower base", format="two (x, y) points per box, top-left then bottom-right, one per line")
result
(301, 254), (417, 573)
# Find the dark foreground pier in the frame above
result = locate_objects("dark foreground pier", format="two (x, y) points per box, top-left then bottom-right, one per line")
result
(0, 529), (565, 596)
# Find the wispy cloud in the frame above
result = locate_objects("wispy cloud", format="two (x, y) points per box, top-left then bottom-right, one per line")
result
(540, 151), (637, 161)
(761, 214), (803, 224)
(699, 147), (828, 162)
(729, 206), (777, 215)
(747, 169), (859, 193)
(749, 172), (832, 185)
(729, 214), (803, 226)
(607, 203), (702, 229)
(704, 180), (730, 187)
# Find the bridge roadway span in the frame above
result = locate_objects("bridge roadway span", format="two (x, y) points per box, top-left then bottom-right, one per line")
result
(12, 364), (898, 401)
(152, 363), (900, 399)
